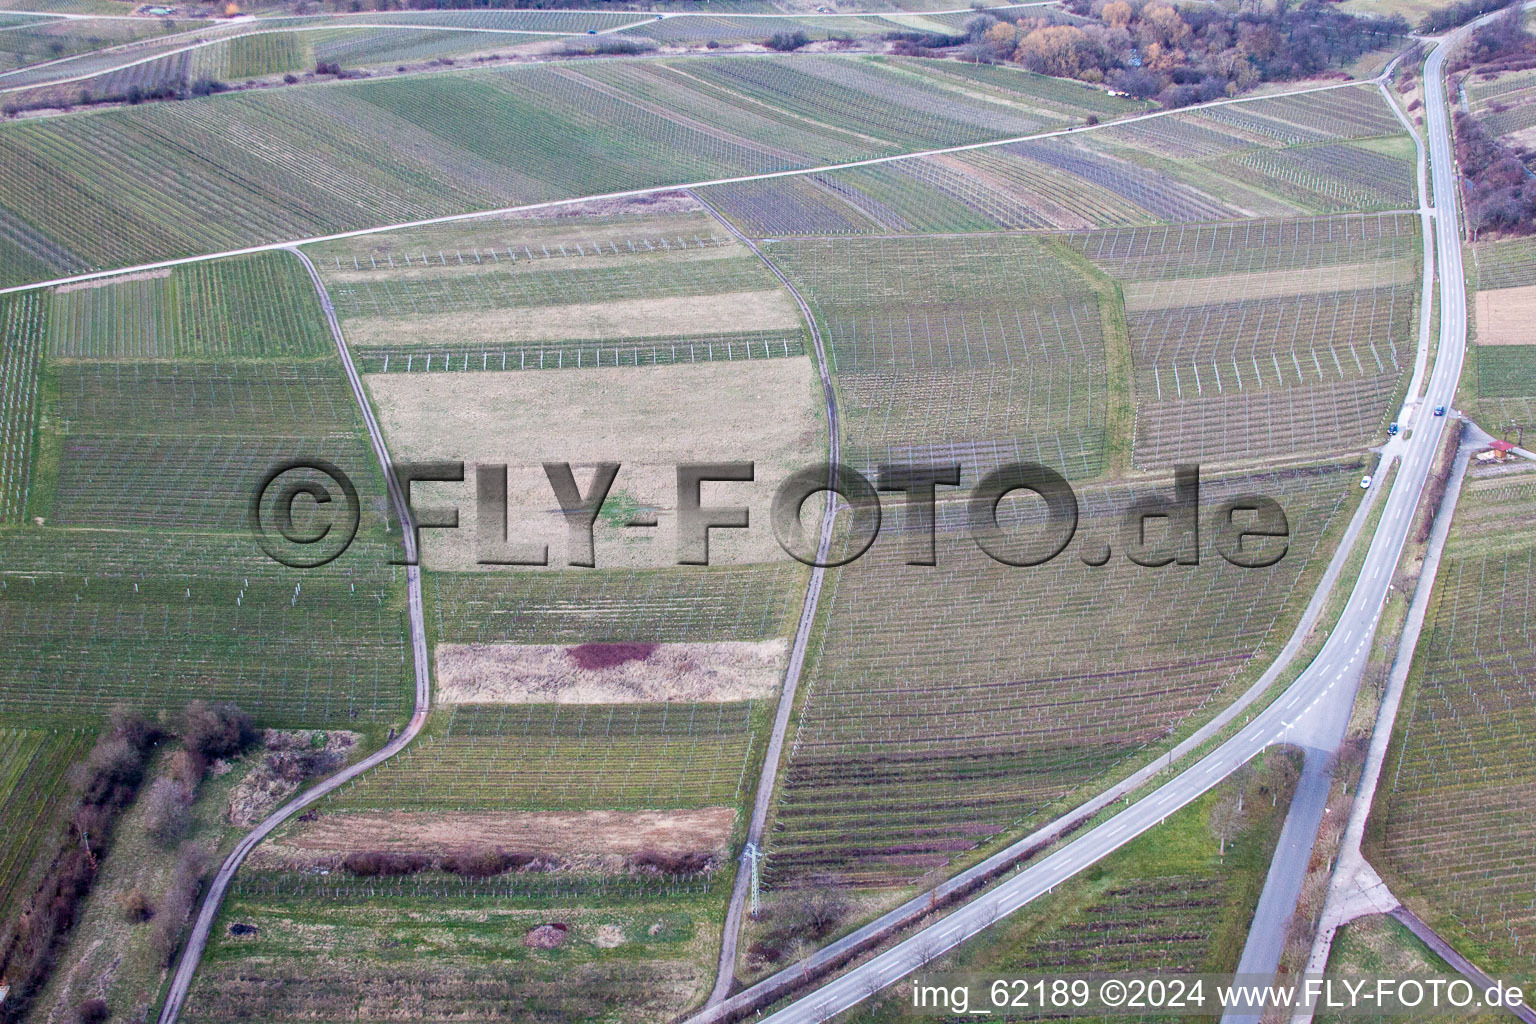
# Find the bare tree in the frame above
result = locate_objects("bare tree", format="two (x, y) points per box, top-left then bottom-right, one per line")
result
(1209, 792), (1243, 857)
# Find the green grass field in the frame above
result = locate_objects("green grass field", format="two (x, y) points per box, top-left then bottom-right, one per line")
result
(0, 53), (1151, 288)
(331, 702), (766, 813)
(840, 751), (1298, 1019)
(768, 464), (1359, 888)
(0, 727), (94, 927)
(765, 232), (1112, 482)
(0, 251), (413, 727)
(1072, 212), (1419, 468)
(183, 883), (724, 1024)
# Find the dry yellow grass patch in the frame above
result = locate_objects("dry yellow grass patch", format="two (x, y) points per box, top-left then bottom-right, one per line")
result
(345, 289), (800, 348)
(1476, 283), (1536, 345)
(1123, 261), (1415, 312)
(365, 358), (824, 569)
(54, 267), (171, 293)
(435, 639), (786, 704)
(252, 807), (736, 871)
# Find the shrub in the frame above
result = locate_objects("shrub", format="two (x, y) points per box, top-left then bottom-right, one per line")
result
(190, 77), (227, 97)
(76, 737), (148, 808)
(315, 60), (341, 75)
(181, 701), (255, 760)
(150, 845), (211, 967)
(73, 999), (109, 1024)
(562, 36), (656, 55)
(628, 849), (714, 875)
(283, 73), (299, 84)
(766, 30), (810, 51)
(439, 847), (537, 877)
(117, 888), (153, 923)
(143, 777), (195, 846)
(342, 851), (430, 877)
(167, 748), (206, 789)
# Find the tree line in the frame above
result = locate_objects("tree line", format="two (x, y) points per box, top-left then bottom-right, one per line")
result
(959, 0), (1407, 108)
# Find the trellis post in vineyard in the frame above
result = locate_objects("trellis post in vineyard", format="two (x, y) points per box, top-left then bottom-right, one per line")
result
(743, 842), (763, 919)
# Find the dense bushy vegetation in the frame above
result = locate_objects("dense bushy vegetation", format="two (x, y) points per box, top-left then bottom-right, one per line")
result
(1452, 3), (1536, 71)
(1421, 0), (1516, 33)
(342, 851), (431, 877)
(1443, 8), (1536, 236)
(438, 848), (538, 877)
(1456, 109), (1536, 236)
(559, 35), (655, 56)
(181, 700), (256, 761)
(0, 699), (258, 1020)
(765, 30), (811, 52)
(960, 0), (1405, 107)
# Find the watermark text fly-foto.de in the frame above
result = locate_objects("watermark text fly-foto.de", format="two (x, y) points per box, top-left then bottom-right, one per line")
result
(250, 459), (1292, 571)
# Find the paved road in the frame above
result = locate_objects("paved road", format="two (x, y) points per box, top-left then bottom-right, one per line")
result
(154, 248), (432, 1024)
(1222, 65), (1440, 1013)
(1293, 424), (1473, 1017)
(693, 195), (843, 1006)
(683, 432), (1394, 1024)
(1225, 24), (1477, 1016)
(0, 75), (1367, 298)
(737, 34), (1473, 1024)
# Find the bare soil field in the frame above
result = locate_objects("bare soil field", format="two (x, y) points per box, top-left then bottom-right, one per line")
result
(1475, 283), (1536, 345)
(344, 288), (801, 348)
(252, 807), (736, 871)
(365, 359), (823, 569)
(1122, 260), (1414, 312)
(53, 267), (171, 294)
(435, 639), (787, 703)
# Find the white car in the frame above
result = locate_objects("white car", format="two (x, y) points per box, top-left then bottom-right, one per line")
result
(1360, 475), (1372, 489)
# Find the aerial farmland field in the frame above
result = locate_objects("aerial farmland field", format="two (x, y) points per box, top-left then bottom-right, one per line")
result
(1372, 469), (1536, 975)
(0, 2), (1525, 1023)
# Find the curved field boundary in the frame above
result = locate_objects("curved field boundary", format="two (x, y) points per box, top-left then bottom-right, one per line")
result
(153, 247), (432, 1024)
(693, 191), (842, 1007)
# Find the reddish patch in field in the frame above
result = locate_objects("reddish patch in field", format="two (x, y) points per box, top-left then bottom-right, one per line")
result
(524, 922), (569, 949)
(566, 642), (657, 671)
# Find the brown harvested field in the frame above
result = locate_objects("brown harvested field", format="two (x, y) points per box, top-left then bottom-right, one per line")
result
(365, 358), (824, 569)
(344, 288), (801, 348)
(1122, 260), (1413, 311)
(435, 639), (787, 704)
(1475, 283), (1536, 345)
(252, 807), (736, 870)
